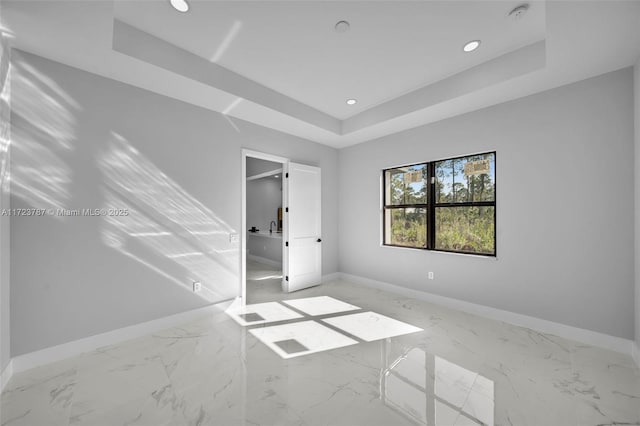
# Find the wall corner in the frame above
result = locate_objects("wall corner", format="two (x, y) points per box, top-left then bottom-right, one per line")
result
(0, 27), (12, 379)
(634, 58), (640, 356)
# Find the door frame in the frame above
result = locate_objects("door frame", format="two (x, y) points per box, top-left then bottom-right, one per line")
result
(241, 149), (289, 305)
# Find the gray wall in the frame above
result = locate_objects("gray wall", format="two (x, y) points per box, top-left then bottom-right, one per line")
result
(0, 32), (10, 372)
(10, 51), (338, 356)
(339, 68), (635, 339)
(635, 59), (640, 350)
(246, 176), (282, 233)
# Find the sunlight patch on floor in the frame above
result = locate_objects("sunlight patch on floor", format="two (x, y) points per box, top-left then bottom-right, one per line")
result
(226, 301), (302, 326)
(282, 295), (360, 316)
(231, 296), (422, 358)
(322, 311), (423, 342)
(249, 321), (358, 359)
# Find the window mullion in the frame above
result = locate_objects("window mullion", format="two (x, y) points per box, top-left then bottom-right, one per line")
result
(428, 162), (435, 250)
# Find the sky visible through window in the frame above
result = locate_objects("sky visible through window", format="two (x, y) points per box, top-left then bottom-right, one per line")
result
(436, 153), (495, 204)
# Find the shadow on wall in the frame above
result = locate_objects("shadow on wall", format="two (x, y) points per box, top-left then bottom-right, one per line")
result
(0, 33), (10, 190)
(221, 96), (243, 133)
(9, 53), (238, 304)
(99, 132), (238, 303)
(9, 56), (78, 213)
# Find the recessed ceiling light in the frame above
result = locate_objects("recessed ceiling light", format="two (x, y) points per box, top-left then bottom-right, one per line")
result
(335, 20), (350, 33)
(346, 99), (357, 105)
(463, 40), (481, 53)
(508, 4), (530, 21)
(170, 0), (189, 13)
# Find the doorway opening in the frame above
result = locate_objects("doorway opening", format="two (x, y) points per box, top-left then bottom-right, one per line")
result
(241, 150), (288, 304)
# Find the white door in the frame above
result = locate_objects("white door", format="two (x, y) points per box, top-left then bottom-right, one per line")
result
(284, 162), (321, 292)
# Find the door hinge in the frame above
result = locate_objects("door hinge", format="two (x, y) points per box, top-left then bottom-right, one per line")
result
(285, 207), (289, 213)
(285, 241), (289, 247)
(285, 276), (289, 281)
(286, 173), (289, 178)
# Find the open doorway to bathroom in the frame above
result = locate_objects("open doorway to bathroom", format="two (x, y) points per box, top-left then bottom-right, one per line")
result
(242, 151), (287, 304)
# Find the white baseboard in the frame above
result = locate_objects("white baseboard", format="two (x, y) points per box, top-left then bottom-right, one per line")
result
(338, 273), (635, 357)
(247, 254), (281, 268)
(11, 300), (234, 375)
(0, 358), (13, 393)
(322, 272), (341, 283)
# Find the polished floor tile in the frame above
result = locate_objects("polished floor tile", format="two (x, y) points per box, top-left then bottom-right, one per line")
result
(246, 259), (284, 304)
(246, 262), (283, 282)
(436, 357), (494, 426)
(322, 311), (423, 342)
(242, 296), (418, 358)
(282, 296), (360, 316)
(381, 346), (495, 426)
(249, 320), (359, 359)
(2, 278), (639, 426)
(225, 301), (303, 326)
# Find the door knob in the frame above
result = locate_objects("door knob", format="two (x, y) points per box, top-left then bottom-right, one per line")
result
(317, 238), (322, 243)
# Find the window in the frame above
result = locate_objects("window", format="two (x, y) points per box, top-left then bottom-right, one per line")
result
(383, 152), (496, 256)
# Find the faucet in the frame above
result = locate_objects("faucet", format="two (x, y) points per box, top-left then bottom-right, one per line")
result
(270, 220), (277, 233)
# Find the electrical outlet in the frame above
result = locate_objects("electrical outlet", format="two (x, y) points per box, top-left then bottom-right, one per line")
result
(229, 233), (239, 243)
(193, 281), (202, 293)
(428, 272), (434, 280)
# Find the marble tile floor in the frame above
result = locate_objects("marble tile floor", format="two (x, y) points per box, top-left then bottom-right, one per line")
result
(246, 259), (284, 304)
(249, 320), (359, 359)
(234, 295), (423, 359)
(321, 310), (423, 343)
(1, 279), (639, 426)
(282, 296), (360, 317)
(226, 301), (303, 327)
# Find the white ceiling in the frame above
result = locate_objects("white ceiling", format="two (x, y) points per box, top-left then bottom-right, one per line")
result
(2, 1), (640, 149)
(114, 0), (545, 119)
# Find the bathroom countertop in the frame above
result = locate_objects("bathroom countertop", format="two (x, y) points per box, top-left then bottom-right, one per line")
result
(248, 231), (283, 239)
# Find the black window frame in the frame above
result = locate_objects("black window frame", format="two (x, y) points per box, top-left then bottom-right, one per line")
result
(382, 151), (496, 257)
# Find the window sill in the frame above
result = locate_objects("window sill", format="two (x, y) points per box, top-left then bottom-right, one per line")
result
(379, 244), (498, 260)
